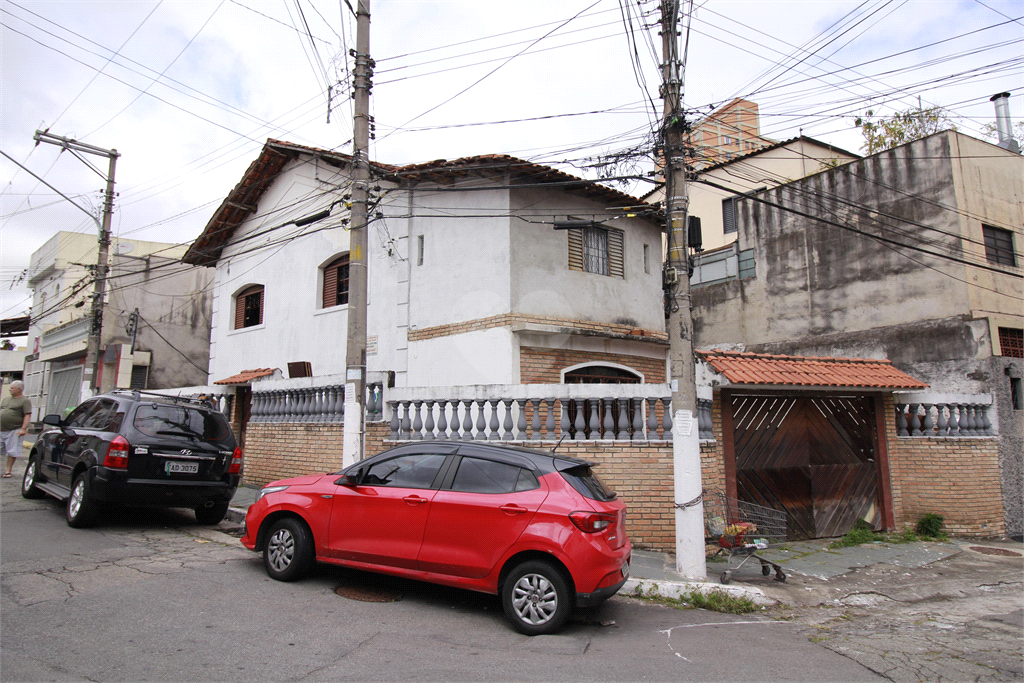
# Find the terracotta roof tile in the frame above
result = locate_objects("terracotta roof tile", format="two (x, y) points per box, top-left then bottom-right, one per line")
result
(697, 351), (927, 389)
(213, 368), (278, 385)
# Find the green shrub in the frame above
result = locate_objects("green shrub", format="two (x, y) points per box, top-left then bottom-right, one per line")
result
(915, 514), (945, 538)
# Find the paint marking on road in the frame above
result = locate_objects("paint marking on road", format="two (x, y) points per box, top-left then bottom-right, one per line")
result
(660, 620), (782, 663)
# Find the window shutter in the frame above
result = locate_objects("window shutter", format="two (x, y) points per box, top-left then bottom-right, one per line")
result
(722, 197), (737, 234)
(234, 291), (246, 329)
(323, 263), (338, 308)
(567, 228), (583, 271)
(608, 229), (624, 278)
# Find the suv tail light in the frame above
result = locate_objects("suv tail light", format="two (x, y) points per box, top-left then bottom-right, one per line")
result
(569, 511), (616, 533)
(228, 447), (243, 474)
(103, 436), (130, 469)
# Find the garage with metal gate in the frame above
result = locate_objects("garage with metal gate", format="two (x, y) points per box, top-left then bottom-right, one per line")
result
(699, 351), (928, 541)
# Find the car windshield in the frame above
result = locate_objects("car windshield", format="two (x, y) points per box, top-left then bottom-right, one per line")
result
(133, 403), (231, 443)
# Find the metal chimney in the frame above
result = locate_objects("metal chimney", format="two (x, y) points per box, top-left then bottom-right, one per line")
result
(990, 92), (1020, 153)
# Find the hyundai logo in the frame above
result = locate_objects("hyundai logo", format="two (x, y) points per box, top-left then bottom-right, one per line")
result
(180, 449), (193, 455)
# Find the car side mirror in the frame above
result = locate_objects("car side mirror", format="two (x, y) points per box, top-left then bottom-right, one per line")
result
(42, 414), (63, 428)
(336, 472), (360, 487)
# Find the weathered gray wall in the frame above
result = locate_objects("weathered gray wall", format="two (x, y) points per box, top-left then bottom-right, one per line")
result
(104, 255), (214, 388)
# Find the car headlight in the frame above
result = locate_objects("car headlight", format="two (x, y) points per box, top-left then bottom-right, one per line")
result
(256, 485), (289, 503)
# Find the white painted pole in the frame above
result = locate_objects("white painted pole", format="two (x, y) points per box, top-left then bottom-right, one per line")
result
(673, 409), (707, 579)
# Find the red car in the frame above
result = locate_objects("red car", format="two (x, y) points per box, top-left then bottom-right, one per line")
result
(242, 442), (630, 634)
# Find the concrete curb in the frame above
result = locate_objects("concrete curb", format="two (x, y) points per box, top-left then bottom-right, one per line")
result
(623, 577), (776, 606)
(225, 506), (247, 524)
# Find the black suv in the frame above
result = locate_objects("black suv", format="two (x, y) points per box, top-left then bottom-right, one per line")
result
(22, 390), (242, 527)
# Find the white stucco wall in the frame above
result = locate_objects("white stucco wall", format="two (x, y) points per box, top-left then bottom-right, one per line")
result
(407, 327), (517, 386)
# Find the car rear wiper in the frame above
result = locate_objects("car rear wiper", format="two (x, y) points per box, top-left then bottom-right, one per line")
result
(159, 420), (205, 439)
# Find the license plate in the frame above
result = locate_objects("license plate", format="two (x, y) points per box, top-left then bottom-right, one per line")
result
(622, 560), (630, 579)
(165, 461), (199, 475)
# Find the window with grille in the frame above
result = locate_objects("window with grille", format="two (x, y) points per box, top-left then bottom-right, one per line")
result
(234, 285), (264, 329)
(983, 225), (1017, 266)
(998, 327), (1023, 358)
(722, 197), (738, 234)
(567, 226), (624, 277)
(322, 253), (350, 308)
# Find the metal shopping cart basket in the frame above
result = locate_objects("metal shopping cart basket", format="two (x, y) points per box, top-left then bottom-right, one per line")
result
(703, 490), (788, 584)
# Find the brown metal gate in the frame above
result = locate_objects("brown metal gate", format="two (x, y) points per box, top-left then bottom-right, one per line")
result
(728, 393), (882, 540)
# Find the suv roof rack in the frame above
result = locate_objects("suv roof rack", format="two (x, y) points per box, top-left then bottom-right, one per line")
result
(107, 389), (219, 408)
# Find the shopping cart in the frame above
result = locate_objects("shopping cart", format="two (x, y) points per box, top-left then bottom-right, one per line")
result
(703, 490), (788, 584)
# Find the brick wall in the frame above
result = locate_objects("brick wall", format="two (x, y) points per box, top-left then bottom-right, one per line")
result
(408, 313), (667, 343)
(520, 347), (667, 384)
(883, 395), (1005, 538)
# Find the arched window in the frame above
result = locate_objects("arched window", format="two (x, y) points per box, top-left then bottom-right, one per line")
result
(564, 365), (642, 384)
(234, 285), (264, 329)
(322, 253), (349, 308)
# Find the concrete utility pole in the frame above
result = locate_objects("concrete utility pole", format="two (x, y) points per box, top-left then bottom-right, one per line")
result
(659, 1), (706, 579)
(343, 0), (372, 467)
(33, 131), (119, 399)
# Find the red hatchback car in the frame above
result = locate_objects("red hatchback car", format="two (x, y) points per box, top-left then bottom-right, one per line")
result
(242, 442), (630, 634)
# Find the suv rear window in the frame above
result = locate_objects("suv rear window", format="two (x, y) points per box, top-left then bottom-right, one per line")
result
(133, 403), (232, 443)
(558, 464), (616, 502)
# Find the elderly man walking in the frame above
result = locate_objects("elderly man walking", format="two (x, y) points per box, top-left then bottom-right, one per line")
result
(2, 380), (32, 477)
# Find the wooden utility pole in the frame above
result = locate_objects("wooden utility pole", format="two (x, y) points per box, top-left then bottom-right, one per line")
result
(659, 0), (705, 579)
(343, 0), (372, 467)
(32, 131), (119, 398)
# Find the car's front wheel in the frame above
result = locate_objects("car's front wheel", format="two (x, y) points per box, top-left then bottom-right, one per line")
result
(263, 517), (314, 581)
(21, 457), (45, 499)
(502, 560), (572, 635)
(195, 502), (229, 525)
(66, 472), (98, 528)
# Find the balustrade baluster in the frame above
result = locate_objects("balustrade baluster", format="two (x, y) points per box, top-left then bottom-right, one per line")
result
(487, 400), (500, 440)
(400, 401), (412, 439)
(411, 401), (424, 439)
(422, 401), (435, 439)
(389, 401), (400, 439)
(979, 404), (993, 435)
(250, 394), (262, 423)
(599, 399), (613, 439)
(909, 403), (922, 436)
(529, 399), (541, 440)
(546, 399), (557, 440)
(966, 405), (978, 435)
(647, 398), (659, 440)
(921, 403), (934, 435)
(435, 400), (448, 440)
(896, 405), (909, 436)
(460, 400), (472, 440)
(474, 400), (487, 440)
(573, 400), (585, 440)
(945, 403), (958, 435)
(936, 403), (948, 435)
(500, 399), (513, 440)
(631, 399), (644, 441)
(616, 398), (630, 440)
(661, 398), (673, 441)
(517, 399), (529, 440)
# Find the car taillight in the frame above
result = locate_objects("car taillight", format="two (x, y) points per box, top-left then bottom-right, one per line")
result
(228, 447), (243, 474)
(103, 436), (130, 469)
(569, 511), (616, 533)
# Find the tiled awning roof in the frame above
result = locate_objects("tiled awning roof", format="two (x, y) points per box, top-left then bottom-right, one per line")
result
(697, 351), (927, 389)
(213, 368), (277, 385)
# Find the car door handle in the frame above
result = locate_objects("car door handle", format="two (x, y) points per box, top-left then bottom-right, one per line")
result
(499, 504), (528, 514)
(403, 495), (428, 505)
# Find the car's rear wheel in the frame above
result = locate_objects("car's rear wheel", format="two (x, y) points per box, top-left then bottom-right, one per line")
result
(66, 472), (98, 528)
(21, 457), (45, 499)
(502, 560), (572, 635)
(195, 502), (229, 525)
(263, 517), (313, 581)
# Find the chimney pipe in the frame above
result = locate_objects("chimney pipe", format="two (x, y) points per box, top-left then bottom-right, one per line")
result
(990, 92), (1020, 153)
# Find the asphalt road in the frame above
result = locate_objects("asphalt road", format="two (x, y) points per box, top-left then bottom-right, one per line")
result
(0, 470), (886, 683)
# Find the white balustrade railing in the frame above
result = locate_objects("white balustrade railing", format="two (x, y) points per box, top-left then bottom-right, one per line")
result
(894, 393), (996, 437)
(384, 384), (691, 442)
(250, 385), (345, 423)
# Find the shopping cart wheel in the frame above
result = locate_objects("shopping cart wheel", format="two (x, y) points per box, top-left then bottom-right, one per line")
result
(775, 570), (786, 583)
(761, 563), (771, 576)
(721, 571), (732, 585)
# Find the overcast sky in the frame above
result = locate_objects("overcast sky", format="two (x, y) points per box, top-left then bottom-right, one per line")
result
(2, 0), (1021, 331)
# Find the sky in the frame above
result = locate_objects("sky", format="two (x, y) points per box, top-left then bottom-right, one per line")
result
(2, 0), (1022, 336)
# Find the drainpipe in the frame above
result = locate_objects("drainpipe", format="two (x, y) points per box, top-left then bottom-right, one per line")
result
(990, 92), (1020, 153)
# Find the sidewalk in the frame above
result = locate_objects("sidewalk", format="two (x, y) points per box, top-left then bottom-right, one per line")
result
(227, 484), (1022, 608)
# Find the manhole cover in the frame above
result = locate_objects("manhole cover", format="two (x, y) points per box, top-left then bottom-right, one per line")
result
(969, 546), (1022, 557)
(335, 585), (402, 602)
